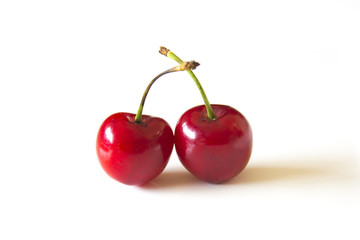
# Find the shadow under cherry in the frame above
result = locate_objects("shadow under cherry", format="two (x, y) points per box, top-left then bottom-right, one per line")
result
(141, 155), (359, 189)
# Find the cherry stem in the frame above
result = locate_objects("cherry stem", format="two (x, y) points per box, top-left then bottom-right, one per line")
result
(159, 47), (217, 120)
(134, 61), (200, 124)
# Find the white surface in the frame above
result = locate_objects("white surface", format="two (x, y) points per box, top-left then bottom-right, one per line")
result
(0, 1), (359, 239)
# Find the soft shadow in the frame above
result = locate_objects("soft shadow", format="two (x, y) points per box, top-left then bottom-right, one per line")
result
(141, 154), (359, 189)
(226, 165), (326, 185)
(141, 169), (203, 190)
(142, 165), (328, 189)
(226, 154), (359, 185)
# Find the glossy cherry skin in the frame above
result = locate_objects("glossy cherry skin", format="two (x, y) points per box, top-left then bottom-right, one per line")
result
(96, 112), (174, 185)
(175, 105), (252, 183)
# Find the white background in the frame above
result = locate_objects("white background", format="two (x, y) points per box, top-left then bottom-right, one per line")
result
(1, 0), (359, 239)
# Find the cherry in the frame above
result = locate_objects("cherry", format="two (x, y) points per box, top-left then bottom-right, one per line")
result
(96, 61), (199, 185)
(160, 47), (253, 183)
(175, 105), (252, 183)
(96, 113), (173, 185)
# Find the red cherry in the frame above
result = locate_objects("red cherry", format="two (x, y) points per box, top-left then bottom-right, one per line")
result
(96, 61), (199, 185)
(96, 112), (173, 185)
(160, 47), (253, 183)
(175, 105), (253, 183)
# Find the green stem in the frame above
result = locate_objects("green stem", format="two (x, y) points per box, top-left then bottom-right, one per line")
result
(160, 47), (217, 120)
(134, 61), (200, 124)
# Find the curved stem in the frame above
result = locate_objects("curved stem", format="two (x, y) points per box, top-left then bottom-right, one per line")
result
(134, 61), (200, 124)
(159, 47), (217, 120)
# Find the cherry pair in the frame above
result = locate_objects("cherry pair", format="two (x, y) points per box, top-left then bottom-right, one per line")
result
(96, 47), (253, 185)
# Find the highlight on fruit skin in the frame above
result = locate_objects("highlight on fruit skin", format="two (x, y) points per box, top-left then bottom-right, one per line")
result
(96, 112), (174, 185)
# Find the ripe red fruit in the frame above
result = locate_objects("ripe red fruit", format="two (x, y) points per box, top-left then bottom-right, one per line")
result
(160, 47), (253, 183)
(96, 113), (173, 185)
(96, 61), (199, 185)
(175, 105), (253, 183)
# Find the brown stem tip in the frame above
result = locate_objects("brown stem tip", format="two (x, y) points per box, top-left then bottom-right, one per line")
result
(184, 60), (200, 70)
(159, 46), (170, 56)
(176, 61), (200, 71)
